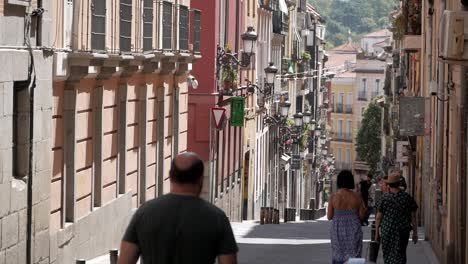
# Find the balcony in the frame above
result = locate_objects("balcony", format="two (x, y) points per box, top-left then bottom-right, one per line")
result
(337, 162), (352, 170)
(344, 105), (353, 114)
(332, 132), (353, 143)
(358, 91), (367, 101)
(402, 35), (422, 51)
(335, 103), (343, 113)
(259, 0), (278, 11)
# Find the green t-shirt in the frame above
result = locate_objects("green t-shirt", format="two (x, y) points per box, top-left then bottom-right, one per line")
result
(123, 193), (238, 264)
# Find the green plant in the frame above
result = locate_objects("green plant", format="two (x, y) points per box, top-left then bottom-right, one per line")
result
(301, 51), (311, 61)
(356, 100), (382, 175)
(392, 13), (405, 40)
(221, 67), (238, 84)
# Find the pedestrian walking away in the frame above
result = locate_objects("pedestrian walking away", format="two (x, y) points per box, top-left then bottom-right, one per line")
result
(359, 173), (375, 225)
(328, 170), (367, 264)
(118, 152), (238, 264)
(375, 172), (418, 264)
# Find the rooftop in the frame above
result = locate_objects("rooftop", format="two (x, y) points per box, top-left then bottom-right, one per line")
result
(364, 28), (392, 38)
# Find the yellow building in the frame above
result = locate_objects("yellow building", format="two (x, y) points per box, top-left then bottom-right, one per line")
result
(330, 72), (356, 181)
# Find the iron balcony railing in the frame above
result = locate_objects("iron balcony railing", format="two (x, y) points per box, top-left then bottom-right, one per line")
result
(335, 103), (343, 113)
(344, 104), (353, 113)
(358, 91), (367, 101)
(332, 132), (353, 142)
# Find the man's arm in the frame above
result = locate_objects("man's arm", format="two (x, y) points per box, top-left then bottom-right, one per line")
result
(117, 241), (140, 264)
(218, 254), (237, 264)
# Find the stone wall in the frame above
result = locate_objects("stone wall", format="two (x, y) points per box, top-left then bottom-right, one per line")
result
(49, 194), (133, 263)
(0, 49), (53, 264)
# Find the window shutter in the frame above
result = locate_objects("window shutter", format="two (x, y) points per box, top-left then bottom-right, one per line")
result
(120, 0), (132, 52)
(179, 6), (189, 51)
(162, 2), (173, 50)
(91, 0), (106, 51)
(143, 0), (153, 51)
(193, 10), (201, 53)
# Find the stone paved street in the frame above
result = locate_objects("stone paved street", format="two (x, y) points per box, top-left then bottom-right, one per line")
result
(89, 217), (440, 264)
(232, 218), (439, 264)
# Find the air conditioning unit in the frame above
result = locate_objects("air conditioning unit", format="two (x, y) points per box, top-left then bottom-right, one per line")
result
(440, 10), (468, 60)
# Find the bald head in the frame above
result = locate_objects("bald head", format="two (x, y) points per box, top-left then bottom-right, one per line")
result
(169, 152), (204, 184)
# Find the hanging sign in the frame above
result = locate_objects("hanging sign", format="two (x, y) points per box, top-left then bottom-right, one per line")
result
(230, 97), (245, 127)
(211, 107), (226, 130)
(291, 154), (301, 170)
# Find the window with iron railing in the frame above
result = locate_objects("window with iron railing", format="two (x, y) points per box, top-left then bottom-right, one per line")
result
(120, 0), (132, 52)
(162, 1), (173, 50)
(358, 91), (367, 101)
(192, 10), (201, 53)
(335, 103), (343, 113)
(179, 6), (189, 51)
(332, 132), (352, 142)
(91, 0), (106, 51)
(344, 104), (352, 113)
(142, 0), (153, 52)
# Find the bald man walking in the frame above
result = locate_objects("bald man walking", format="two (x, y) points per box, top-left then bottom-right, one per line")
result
(118, 152), (238, 264)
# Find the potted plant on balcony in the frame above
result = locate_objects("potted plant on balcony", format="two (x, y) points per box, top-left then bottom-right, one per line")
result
(220, 45), (238, 95)
(221, 66), (238, 94)
(297, 51), (311, 78)
(407, 0), (422, 35)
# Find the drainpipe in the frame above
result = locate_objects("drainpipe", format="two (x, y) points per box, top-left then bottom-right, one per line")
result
(435, 0), (446, 205)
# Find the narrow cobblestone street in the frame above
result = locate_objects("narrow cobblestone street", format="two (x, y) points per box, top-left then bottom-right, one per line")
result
(232, 219), (439, 264)
(89, 217), (440, 264)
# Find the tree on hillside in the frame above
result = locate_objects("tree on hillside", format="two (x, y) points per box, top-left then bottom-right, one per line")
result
(308, 0), (399, 47)
(356, 101), (382, 176)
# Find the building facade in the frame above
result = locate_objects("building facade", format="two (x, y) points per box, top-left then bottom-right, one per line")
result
(0, 0), (201, 262)
(384, 0), (468, 263)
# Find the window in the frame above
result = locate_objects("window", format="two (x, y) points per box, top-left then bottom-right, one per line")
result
(192, 10), (201, 53)
(359, 79), (367, 100)
(179, 6), (189, 51)
(120, 0), (132, 52)
(374, 79), (380, 97)
(338, 120), (343, 135)
(142, 0), (153, 51)
(347, 120), (352, 135)
(162, 2), (173, 50)
(336, 149), (342, 167)
(296, 95), (303, 113)
(339, 93), (344, 104)
(346, 149), (351, 168)
(347, 93), (353, 105)
(91, 0), (106, 51)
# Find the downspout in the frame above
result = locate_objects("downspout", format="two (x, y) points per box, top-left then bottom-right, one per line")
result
(26, 0), (44, 260)
(460, 5), (468, 262)
(436, 0), (446, 210)
(424, 0), (434, 241)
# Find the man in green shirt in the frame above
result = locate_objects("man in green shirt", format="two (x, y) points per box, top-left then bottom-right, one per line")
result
(118, 152), (238, 264)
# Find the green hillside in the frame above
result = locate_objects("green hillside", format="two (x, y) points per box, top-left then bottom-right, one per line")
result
(309, 0), (399, 48)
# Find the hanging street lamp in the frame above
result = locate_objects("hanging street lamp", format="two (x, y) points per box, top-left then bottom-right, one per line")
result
(294, 112), (304, 127)
(303, 110), (312, 124)
(280, 101), (291, 117)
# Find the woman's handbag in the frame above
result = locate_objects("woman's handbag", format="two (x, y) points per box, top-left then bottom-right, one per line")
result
(368, 241), (380, 262)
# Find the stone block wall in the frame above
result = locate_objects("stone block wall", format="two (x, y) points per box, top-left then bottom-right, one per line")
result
(0, 49), (53, 264)
(49, 194), (133, 264)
